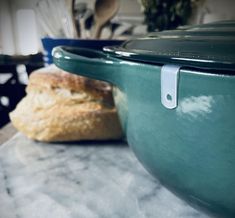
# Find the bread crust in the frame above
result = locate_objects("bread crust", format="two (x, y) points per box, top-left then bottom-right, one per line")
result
(10, 65), (123, 142)
(27, 65), (114, 104)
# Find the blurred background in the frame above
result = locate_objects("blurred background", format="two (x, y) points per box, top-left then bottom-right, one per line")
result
(0, 0), (235, 128)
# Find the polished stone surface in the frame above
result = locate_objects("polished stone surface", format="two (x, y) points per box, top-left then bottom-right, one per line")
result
(0, 133), (210, 218)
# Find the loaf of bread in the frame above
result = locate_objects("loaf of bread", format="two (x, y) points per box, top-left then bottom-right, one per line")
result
(9, 65), (123, 142)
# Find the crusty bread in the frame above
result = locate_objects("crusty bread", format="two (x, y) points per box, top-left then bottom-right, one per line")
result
(9, 65), (123, 142)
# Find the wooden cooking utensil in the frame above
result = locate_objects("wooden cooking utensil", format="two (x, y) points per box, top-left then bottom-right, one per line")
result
(93, 0), (120, 39)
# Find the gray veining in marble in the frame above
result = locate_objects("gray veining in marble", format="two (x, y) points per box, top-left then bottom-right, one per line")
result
(0, 133), (211, 218)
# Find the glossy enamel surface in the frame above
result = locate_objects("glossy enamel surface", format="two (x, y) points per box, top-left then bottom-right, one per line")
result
(122, 66), (235, 218)
(103, 20), (235, 71)
(53, 19), (235, 217)
(53, 46), (235, 218)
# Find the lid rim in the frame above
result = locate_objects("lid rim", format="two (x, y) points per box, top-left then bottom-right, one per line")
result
(104, 47), (235, 72)
(105, 20), (235, 72)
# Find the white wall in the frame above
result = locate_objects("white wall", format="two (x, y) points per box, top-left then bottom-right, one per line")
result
(9, 0), (142, 17)
(0, 0), (15, 54)
(2, 0), (42, 55)
(71, 0), (142, 16)
(2, 0), (235, 55)
(188, 0), (235, 25)
(7, 0), (142, 50)
(203, 0), (235, 23)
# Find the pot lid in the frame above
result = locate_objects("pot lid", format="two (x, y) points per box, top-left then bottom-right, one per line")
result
(104, 20), (235, 71)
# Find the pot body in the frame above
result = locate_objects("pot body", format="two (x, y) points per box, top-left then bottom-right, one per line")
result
(53, 47), (235, 218)
(113, 65), (235, 218)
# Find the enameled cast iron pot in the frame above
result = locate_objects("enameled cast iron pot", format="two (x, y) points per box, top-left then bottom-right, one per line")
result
(53, 21), (235, 218)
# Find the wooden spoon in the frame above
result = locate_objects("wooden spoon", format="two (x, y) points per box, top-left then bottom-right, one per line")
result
(64, 0), (80, 38)
(93, 0), (120, 39)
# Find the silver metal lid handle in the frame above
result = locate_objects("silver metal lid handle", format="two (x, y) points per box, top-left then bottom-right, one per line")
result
(161, 64), (181, 109)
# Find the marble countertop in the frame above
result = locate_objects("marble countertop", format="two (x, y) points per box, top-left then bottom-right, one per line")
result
(0, 123), (17, 145)
(0, 133), (211, 218)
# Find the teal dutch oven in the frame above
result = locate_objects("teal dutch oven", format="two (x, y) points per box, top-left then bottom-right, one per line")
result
(53, 21), (235, 218)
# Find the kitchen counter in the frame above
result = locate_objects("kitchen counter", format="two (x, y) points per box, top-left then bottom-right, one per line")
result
(0, 133), (210, 218)
(0, 123), (17, 145)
